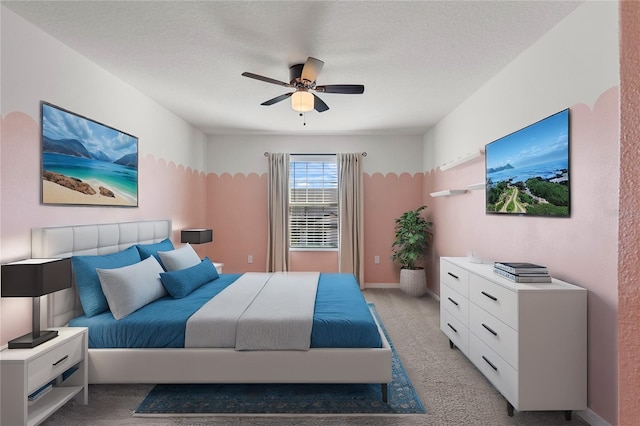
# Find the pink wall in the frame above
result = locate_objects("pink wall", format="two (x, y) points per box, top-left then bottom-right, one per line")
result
(0, 112), (209, 345)
(363, 172), (425, 284)
(204, 172), (344, 274)
(618, 2), (640, 424)
(204, 173), (268, 273)
(205, 171), (424, 284)
(424, 88), (620, 423)
(290, 251), (338, 273)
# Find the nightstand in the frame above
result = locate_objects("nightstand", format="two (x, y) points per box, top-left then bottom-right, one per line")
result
(213, 262), (224, 274)
(1, 327), (88, 426)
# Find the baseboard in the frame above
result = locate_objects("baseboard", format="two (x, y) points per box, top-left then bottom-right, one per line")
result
(363, 282), (398, 289)
(363, 283), (441, 301)
(575, 408), (611, 426)
(425, 287), (439, 301)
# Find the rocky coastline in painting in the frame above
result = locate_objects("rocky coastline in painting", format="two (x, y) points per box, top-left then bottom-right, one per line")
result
(43, 171), (115, 198)
(42, 170), (135, 206)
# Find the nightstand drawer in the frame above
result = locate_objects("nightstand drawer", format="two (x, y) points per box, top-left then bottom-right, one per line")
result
(440, 259), (469, 297)
(27, 334), (83, 394)
(441, 283), (469, 327)
(469, 274), (518, 330)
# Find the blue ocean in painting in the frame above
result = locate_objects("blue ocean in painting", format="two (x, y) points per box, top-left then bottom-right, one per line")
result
(487, 159), (568, 184)
(43, 153), (137, 197)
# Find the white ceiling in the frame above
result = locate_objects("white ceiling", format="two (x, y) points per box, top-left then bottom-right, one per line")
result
(4, 1), (582, 136)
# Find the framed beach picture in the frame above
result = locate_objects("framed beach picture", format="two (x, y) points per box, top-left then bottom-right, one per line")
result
(41, 102), (138, 207)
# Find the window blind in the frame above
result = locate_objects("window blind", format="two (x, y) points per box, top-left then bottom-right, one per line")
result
(289, 156), (338, 249)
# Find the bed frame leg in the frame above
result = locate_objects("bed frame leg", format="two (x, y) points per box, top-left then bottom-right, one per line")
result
(381, 383), (388, 402)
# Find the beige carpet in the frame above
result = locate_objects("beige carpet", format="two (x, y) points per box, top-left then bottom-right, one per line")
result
(42, 289), (590, 425)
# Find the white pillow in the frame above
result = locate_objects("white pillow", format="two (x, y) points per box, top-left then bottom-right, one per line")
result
(158, 243), (201, 271)
(96, 256), (167, 320)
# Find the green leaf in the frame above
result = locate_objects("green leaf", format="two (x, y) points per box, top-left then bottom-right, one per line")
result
(391, 205), (433, 269)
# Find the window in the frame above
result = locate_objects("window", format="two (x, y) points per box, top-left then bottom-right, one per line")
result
(289, 155), (338, 249)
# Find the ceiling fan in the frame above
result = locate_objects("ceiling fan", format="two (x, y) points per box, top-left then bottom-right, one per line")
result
(241, 57), (364, 113)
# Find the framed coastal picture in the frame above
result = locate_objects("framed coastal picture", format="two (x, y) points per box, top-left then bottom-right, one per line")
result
(40, 102), (138, 207)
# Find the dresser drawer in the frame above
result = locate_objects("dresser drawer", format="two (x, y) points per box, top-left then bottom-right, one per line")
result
(27, 334), (83, 394)
(469, 274), (518, 330)
(469, 335), (518, 408)
(441, 283), (469, 327)
(440, 259), (469, 297)
(470, 303), (518, 370)
(440, 308), (469, 355)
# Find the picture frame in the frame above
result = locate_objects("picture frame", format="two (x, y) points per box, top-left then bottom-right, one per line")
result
(41, 102), (138, 207)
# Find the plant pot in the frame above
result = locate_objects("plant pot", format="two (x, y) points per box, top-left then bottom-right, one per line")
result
(399, 268), (427, 297)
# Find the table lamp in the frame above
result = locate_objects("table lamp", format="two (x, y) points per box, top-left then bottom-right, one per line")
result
(1, 258), (71, 349)
(181, 229), (213, 244)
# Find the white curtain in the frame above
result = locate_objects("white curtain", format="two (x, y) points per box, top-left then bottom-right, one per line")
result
(267, 153), (290, 272)
(337, 153), (364, 288)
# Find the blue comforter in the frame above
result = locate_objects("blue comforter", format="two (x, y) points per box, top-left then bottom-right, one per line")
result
(69, 273), (382, 349)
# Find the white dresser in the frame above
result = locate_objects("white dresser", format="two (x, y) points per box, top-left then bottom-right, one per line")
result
(439, 257), (587, 419)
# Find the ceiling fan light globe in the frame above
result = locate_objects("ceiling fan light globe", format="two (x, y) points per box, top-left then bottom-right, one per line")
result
(291, 91), (314, 113)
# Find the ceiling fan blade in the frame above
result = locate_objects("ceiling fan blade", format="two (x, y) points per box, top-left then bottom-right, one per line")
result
(313, 94), (329, 112)
(301, 57), (324, 83)
(242, 72), (292, 88)
(261, 92), (293, 106)
(315, 84), (365, 94)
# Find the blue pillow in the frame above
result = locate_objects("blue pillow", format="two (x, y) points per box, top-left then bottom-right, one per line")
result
(71, 246), (141, 317)
(136, 238), (174, 267)
(160, 257), (219, 299)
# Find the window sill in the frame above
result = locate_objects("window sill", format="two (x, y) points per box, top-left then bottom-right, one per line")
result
(290, 247), (338, 252)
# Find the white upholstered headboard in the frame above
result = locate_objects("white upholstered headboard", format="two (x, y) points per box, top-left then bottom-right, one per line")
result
(32, 220), (172, 327)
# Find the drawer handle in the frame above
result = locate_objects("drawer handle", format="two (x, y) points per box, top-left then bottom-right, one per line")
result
(447, 323), (458, 333)
(447, 297), (459, 306)
(481, 291), (498, 301)
(52, 355), (69, 366)
(482, 355), (498, 371)
(482, 323), (498, 336)
(447, 272), (459, 280)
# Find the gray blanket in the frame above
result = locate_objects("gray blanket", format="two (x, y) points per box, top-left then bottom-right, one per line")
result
(184, 272), (319, 350)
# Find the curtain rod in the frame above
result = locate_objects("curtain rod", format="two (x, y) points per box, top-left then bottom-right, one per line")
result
(263, 152), (367, 157)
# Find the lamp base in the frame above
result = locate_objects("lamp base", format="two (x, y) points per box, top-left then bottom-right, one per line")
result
(8, 330), (58, 349)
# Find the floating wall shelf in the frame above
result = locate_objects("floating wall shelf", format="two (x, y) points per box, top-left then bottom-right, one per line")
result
(430, 189), (467, 198)
(439, 149), (485, 171)
(467, 182), (486, 190)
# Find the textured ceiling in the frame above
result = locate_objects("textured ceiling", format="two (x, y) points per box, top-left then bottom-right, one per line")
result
(3, 1), (582, 136)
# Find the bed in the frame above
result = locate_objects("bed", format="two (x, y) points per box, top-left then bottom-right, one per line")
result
(34, 220), (392, 400)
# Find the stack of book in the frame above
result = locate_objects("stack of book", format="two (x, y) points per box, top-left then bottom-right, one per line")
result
(493, 262), (551, 283)
(28, 382), (53, 405)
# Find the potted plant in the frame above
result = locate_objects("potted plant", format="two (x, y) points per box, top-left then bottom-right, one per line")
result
(392, 205), (433, 297)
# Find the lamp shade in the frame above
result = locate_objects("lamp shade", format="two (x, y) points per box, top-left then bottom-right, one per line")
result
(2, 258), (72, 348)
(1, 258), (71, 297)
(181, 229), (213, 244)
(291, 91), (314, 112)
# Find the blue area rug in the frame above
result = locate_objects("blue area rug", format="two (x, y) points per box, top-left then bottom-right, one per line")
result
(134, 304), (425, 415)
